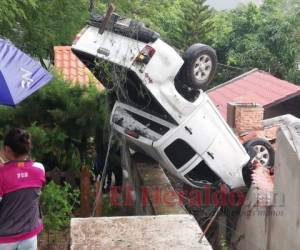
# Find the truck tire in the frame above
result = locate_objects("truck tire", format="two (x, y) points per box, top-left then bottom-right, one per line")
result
(242, 138), (274, 188)
(243, 138), (275, 167)
(178, 44), (217, 90)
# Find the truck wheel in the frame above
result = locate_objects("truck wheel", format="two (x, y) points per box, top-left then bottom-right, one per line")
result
(243, 138), (275, 167)
(178, 44), (217, 90)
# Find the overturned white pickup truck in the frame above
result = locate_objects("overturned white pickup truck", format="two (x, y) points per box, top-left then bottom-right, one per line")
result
(72, 12), (273, 189)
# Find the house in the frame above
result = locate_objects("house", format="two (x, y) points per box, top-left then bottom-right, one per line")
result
(53, 46), (105, 91)
(208, 69), (300, 120)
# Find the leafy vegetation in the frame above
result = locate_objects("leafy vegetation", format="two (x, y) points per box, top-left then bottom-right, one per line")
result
(97, 0), (300, 84)
(41, 181), (80, 231)
(0, 0), (88, 59)
(0, 1), (299, 245)
(89, 0), (213, 50)
(174, 0), (213, 49)
(1, 0), (299, 85)
(0, 75), (109, 171)
(208, 0), (300, 84)
(0, 0), (299, 169)
(0, 0), (37, 31)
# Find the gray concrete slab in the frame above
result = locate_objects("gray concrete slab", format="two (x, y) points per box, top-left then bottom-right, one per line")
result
(71, 215), (212, 250)
(267, 124), (300, 250)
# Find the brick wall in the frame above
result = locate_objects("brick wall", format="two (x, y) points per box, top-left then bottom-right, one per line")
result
(227, 102), (279, 142)
(227, 103), (264, 135)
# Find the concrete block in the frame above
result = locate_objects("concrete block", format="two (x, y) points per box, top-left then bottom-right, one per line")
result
(267, 125), (300, 250)
(71, 215), (212, 250)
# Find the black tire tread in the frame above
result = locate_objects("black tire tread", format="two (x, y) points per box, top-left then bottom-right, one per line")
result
(178, 43), (217, 90)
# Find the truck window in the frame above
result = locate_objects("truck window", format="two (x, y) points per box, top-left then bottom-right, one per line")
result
(164, 139), (196, 169)
(185, 161), (220, 184)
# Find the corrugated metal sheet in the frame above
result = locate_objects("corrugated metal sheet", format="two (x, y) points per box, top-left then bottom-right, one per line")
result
(208, 69), (300, 120)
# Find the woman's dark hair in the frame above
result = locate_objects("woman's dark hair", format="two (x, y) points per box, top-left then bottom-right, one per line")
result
(4, 128), (31, 156)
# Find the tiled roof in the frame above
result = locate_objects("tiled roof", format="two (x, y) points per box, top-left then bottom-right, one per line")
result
(54, 46), (105, 91)
(208, 69), (300, 120)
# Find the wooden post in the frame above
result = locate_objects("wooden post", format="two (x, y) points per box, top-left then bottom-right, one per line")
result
(94, 179), (103, 216)
(80, 166), (91, 217)
(98, 4), (116, 34)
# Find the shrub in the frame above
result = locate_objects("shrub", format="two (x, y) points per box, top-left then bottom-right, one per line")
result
(0, 74), (110, 171)
(41, 181), (80, 231)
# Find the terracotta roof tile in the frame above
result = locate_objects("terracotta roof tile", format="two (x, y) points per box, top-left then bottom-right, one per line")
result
(54, 46), (105, 91)
(208, 69), (300, 119)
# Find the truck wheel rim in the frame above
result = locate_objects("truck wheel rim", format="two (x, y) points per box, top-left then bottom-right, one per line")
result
(194, 55), (212, 81)
(253, 145), (270, 166)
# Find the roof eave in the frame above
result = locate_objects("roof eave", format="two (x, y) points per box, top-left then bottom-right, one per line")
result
(264, 90), (300, 109)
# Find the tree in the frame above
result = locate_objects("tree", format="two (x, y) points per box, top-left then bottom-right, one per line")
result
(208, 1), (300, 85)
(0, 0), (37, 31)
(0, 75), (108, 171)
(99, 0), (180, 44)
(173, 0), (213, 49)
(97, 0), (213, 49)
(1, 0), (89, 59)
(279, 0), (300, 13)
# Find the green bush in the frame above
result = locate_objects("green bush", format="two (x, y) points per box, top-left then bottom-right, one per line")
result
(41, 181), (80, 231)
(0, 74), (110, 171)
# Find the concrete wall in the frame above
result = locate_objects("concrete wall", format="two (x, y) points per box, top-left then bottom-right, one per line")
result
(267, 124), (300, 249)
(232, 186), (269, 250)
(232, 121), (300, 250)
(121, 138), (187, 215)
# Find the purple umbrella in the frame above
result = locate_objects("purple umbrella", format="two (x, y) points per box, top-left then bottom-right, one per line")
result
(0, 39), (53, 106)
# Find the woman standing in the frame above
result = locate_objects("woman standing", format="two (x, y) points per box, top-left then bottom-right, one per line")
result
(0, 128), (45, 250)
